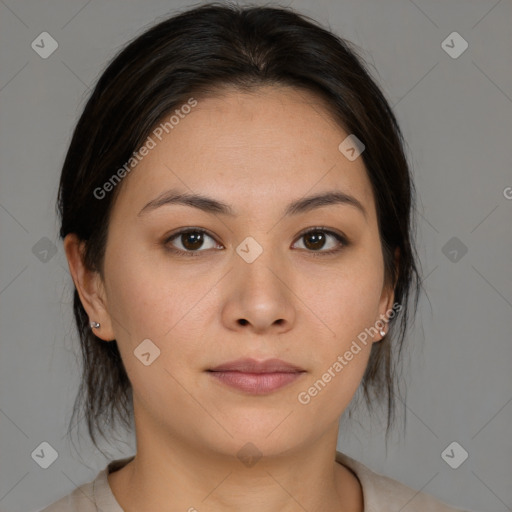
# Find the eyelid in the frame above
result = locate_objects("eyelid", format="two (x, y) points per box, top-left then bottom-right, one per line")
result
(294, 226), (348, 244)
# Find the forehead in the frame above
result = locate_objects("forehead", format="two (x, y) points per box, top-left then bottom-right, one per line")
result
(111, 86), (376, 221)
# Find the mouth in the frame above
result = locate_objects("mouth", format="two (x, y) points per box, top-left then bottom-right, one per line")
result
(207, 358), (306, 395)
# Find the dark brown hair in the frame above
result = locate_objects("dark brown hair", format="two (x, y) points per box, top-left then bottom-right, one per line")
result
(58, 1), (422, 452)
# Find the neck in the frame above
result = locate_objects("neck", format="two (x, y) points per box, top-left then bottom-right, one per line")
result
(107, 398), (363, 512)
(108, 428), (363, 512)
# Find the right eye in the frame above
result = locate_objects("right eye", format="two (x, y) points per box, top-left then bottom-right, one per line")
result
(164, 228), (223, 256)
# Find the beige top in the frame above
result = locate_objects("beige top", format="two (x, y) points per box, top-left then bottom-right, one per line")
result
(40, 452), (471, 512)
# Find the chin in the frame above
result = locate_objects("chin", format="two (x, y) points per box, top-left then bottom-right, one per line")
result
(199, 417), (312, 459)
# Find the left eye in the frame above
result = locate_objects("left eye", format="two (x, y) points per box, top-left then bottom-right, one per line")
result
(292, 228), (346, 253)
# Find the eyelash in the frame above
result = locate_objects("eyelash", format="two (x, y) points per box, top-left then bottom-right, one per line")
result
(163, 227), (349, 258)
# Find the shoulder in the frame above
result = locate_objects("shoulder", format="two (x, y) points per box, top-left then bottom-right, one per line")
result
(38, 456), (134, 512)
(336, 451), (473, 512)
(38, 478), (96, 512)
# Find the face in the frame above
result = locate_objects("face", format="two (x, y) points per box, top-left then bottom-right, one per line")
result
(70, 86), (395, 458)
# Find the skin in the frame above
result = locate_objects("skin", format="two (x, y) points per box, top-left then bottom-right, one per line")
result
(65, 85), (397, 512)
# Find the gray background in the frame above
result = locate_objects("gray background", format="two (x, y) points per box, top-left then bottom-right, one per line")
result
(1, 0), (511, 511)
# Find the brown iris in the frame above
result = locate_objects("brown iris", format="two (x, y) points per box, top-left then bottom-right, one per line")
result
(180, 231), (205, 250)
(302, 230), (326, 251)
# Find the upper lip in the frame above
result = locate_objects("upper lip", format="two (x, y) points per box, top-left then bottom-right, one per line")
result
(208, 358), (305, 373)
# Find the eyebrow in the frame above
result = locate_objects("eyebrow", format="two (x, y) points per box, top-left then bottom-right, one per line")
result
(138, 188), (367, 219)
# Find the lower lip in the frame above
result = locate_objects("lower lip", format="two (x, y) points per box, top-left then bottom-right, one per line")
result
(208, 371), (304, 394)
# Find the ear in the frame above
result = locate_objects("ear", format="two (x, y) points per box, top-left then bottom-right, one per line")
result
(63, 233), (116, 341)
(375, 247), (400, 341)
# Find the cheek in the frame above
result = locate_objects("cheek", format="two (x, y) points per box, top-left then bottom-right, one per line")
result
(293, 267), (381, 422)
(297, 252), (384, 345)
(103, 244), (214, 374)
(104, 241), (188, 337)
(104, 252), (206, 419)
(290, 250), (384, 418)
(295, 344), (371, 434)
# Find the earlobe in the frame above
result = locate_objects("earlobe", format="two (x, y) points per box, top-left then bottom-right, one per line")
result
(375, 247), (400, 341)
(374, 292), (392, 343)
(63, 234), (115, 341)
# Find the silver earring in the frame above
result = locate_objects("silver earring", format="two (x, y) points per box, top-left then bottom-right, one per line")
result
(90, 321), (100, 329)
(379, 328), (386, 337)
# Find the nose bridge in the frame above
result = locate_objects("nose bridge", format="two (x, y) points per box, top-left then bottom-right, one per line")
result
(235, 230), (288, 281)
(228, 233), (295, 325)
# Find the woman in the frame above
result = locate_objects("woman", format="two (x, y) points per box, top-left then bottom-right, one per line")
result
(41, 3), (471, 511)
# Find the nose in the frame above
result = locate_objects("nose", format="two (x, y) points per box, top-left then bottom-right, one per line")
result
(220, 245), (296, 335)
